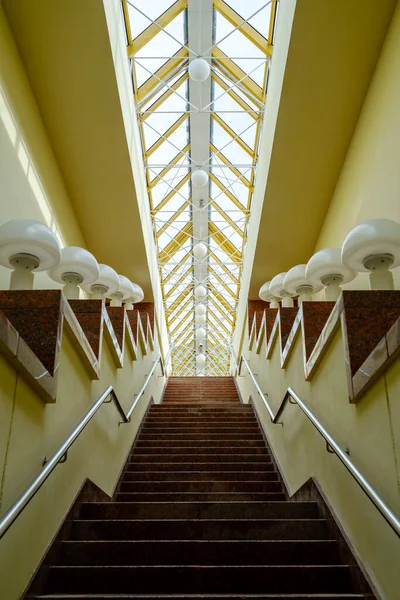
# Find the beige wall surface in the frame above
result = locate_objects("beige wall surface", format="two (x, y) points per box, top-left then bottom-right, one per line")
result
(0, 320), (166, 599)
(236, 319), (400, 600)
(0, 6), (85, 291)
(315, 1), (400, 291)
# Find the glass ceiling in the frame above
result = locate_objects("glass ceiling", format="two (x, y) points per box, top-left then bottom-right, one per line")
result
(122, 0), (278, 375)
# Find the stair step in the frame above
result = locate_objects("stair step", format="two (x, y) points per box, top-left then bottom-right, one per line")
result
(140, 428), (260, 434)
(125, 462), (276, 471)
(44, 565), (353, 594)
(121, 471), (279, 482)
(132, 447), (270, 455)
(145, 417), (258, 423)
(118, 481), (283, 493)
(135, 439), (267, 448)
(150, 409), (253, 415)
(138, 434), (265, 440)
(71, 519), (327, 541)
(129, 454), (271, 463)
(78, 501), (319, 520)
(58, 539), (341, 566)
(27, 595), (365, 599)
(115, 492), (287, 502)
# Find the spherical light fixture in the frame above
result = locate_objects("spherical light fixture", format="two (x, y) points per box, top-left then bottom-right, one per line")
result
(83, 264), (120, 299)
(195, 314), (206, 325)
(191, 169), (209, 187)
(193, 242), (208, 261)
(196, 353), (206, 368)
(341, 219), (400, 290)
(124, 283), (144, 310)
(306, 248), (356, 301)
(259, 281), (279, 308)
(196, 327), (206, 339)
(195, 302), (206, 316)
(283, 265), (323, 304)
(269, 272), (294, 307)
(110, 275), (134, 307)
(0, 219), (61, 290)
(48, 246), (99, 299)
(189, 58), (210, 82)
(194, 284), (207, 299)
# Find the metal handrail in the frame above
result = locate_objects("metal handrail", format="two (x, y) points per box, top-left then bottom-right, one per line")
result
(126, 355), (162, 420)
(159, 343), (174, 377)
(0, 350), (167, 540)
(228, 344), (240, 375)
(239, 354), (275, 420)
(237, 353), (400, 539)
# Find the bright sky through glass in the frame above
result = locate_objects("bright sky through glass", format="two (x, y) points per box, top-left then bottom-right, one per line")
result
(123, 0), (278, 375)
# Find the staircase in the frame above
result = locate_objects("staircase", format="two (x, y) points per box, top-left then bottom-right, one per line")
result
(27, 376), (365, 599)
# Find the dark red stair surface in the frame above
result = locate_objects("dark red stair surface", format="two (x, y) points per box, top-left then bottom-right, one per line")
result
(26, 376), (365, 599)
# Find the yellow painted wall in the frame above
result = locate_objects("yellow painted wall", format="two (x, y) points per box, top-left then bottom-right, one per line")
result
(0, 320), (166, 599)
(315, 1), (400, 290)
(0, 6), (86, 291)
(236, 320), (400, 600)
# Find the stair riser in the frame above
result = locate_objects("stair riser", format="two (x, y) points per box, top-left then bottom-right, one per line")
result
(125, 462), (275, 471)
(118, 481), (283, 493)
(45, 565), (352, 594)
(121, 471), (278, 481)
(78, 501), (319, 521)
(132, 447), (270, 455)
(140, 428), (260, 434)
(150, 408), (253, 413)
(143, 420), (258, 426)
(115, 492), (287, 502)
(26, 593), (365, 600)
(138, 434), (264, 441)
(135, 440), (266, 448)
(129, 455), (271, 463)
(71, 520), (326, 541)
(59, 540), (340, 566)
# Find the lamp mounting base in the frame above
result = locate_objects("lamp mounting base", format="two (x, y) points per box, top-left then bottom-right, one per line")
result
(364, 254), (395, 290)
(9, 253), (40, 290)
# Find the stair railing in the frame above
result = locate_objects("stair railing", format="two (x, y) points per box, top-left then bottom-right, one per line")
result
(0, 349), (168, 540)
(236, 351), (400, 539)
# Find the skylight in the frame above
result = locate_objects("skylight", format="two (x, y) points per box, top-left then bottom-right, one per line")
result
(122, 0), (278, 375)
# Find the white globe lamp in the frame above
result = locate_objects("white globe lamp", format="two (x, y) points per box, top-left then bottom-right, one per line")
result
(259, 281), (279, 308)
(306, 248), (356, 301)
(341, 219), (400, 290)
(194, 284), (207, 299)
(189, 58), (210, 82)
(195, 302), (206, 316)
(196, 327), (206, 339)
(83, 264), (120, 299)
(195, 314), (206, 324)
(283, 264), (323, 304)
(191, 169), (209, 187)
(48, 246), (99, 299)
(269, 272), (294, 307)
(193, 242), (208, 261)
(124, 283), (144, 310)
(0, 219), (61, 290)
(196, 353), (206, 368)
(110, 275), (134, 307)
